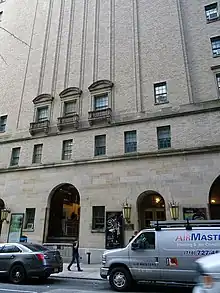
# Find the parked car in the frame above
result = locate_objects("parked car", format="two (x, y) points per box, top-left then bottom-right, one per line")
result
(193, 252), (220, 293)
(0, 242), (63, 284)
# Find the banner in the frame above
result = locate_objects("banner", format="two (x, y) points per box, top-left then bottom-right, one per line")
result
(7, 213), (24, 243)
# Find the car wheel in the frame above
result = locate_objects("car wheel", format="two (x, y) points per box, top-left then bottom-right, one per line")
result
(39, 273), (50, 281)
(9, 264), (26, 284)
(109, 267), (132, 292)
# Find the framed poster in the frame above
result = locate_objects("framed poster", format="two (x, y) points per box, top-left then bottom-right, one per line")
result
(183, 208), (207, 220)
(7, 213), (24, 243)
(105, 211), (124, 249)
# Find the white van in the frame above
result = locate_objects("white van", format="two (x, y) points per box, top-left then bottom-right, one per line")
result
(100, 220), (220, 291)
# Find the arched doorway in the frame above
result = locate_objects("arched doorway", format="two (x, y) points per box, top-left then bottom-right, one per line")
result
(47, 183), (80, 242)
(0, 198), (5, 236)
(137, 191), (166, 229)
(209, 175), (220, 219)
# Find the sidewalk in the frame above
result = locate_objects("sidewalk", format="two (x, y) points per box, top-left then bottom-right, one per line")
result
(53, 263), (104, 280)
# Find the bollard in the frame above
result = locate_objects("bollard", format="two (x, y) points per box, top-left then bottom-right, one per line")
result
(86, 252), (91, 264)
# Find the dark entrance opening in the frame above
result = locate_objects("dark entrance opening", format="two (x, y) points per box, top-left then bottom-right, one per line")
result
(209, 175), (220, 219)
(0, 198), (5, 236)
(47, 183), (80, 243)
(137, 191), (166, 230)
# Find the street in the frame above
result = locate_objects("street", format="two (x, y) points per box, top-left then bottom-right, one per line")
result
(0, 277), (193, 293)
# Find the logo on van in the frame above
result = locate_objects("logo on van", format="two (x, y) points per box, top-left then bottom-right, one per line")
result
(175, 233), (220, 241)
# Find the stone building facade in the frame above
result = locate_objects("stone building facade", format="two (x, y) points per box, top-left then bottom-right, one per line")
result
(0, 0), (220, 260)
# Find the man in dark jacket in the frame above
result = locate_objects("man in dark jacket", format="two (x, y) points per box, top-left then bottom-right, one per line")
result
(129, 230), (138, 243)
(67, 240), (83, 272)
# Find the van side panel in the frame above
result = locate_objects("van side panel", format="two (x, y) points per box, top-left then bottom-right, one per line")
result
(157, 228), (220, 283)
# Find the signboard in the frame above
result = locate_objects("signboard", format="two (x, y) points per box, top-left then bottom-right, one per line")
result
(183, 208), (207, 220)
(105, 211), (124, 249)
(7, 213), (24, 243)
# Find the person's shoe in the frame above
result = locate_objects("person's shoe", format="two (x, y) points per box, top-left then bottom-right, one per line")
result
(78, 269), (83, 272)
(67, 267), (71, 271)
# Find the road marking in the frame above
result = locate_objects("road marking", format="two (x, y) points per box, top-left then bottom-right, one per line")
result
(0, 289), (37, 293)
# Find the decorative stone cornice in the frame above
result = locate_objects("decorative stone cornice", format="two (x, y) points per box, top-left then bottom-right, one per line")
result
(59, 87), (82, 99)
(33, 94), (54, 104)
(88, 80), (113, 92)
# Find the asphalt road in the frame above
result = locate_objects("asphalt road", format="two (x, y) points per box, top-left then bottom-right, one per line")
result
(0, 277), (193, 293)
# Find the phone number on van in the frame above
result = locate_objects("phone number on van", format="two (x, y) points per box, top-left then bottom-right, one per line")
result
(183, 250), (219, 256)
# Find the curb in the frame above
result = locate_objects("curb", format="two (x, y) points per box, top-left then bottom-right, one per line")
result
(53, 276), (106, 281)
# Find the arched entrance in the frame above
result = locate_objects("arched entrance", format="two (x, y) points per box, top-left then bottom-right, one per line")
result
(0, 198), (5, 236)
(137, 191), (166, 229)
(209, 175), (220, 219)
(47, 183), (80, 242)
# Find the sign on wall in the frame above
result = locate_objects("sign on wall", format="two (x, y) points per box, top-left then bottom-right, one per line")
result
(183, 208), (207, 220)
(105, 211), (124, 249)
(7, 213), (24, 243)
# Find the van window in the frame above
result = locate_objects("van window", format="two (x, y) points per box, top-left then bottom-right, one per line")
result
(1, 245), (21, 253)
(134, 232), (155, 249)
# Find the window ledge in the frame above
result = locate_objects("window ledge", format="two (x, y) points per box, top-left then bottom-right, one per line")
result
(94, 155), (107, 159)
(207, 17), (220, 24)
(23, 228), (34, 232)
(9, 165), (19, 168)
(213, 55), (220, 58)
(154, 101), (169, 106)
(91, 229), (105, 233)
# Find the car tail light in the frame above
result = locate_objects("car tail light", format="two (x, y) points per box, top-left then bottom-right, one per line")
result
(36, 253), (45, 261)
(203, 274), (213, 289)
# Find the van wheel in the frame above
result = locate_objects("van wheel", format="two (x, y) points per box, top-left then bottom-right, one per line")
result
(109, 267), (132, 291)
(9, 264), (26, 284)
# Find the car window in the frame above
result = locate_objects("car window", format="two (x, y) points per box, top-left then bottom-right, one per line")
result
(133, 232), (155, 249)
(22, 243), (49, 252)
(2, 245), (21, 253)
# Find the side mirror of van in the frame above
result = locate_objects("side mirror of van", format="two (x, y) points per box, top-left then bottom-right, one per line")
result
(131, 242), (139, 250)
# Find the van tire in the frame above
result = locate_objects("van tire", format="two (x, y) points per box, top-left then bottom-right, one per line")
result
(109, 267), (132, 291)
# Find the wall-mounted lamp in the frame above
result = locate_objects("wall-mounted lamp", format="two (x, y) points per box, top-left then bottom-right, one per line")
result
(168, 200), (179, 220)
(0, 208), (11, 223)
(122, 199), (132, 224)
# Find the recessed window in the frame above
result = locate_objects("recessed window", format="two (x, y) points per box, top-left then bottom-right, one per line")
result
(157, 126), (171, 149)
(62, 139), (73, 160)
(64, 101), (76, 116)
(24, 208), (36, 230)
(36, 106), (48, 122)
(211, 37), (220, 57)
(32, 144), (43, 164)
(216, 73), (220, 95)
(124, 130), (137, 153)
(10, 147), (21, 166)
(154, 82), (168, 104)
(94, 94), (108, 111)
(94, 135), (106, 156)
(0, 115), (7, 132)
(92, 206), (105, 230)
(205, 3), (219, 21)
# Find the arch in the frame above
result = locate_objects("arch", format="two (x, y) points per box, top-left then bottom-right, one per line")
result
(137, 190), (166, 229)
(209, 175), (220, 219)
(46, 183), (80, 242)
(88, 79), (114, 92)
(32, 93), (54, 105)
(0, 198), (5, 236)
(59, 87), (82, 99)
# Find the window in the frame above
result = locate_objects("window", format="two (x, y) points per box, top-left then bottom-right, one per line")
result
(205, 3), (218, 21)
(157, 126), (171, 149)
(154, 82), (168, 104)
(124, 130), (137, 153)
(62, 139), (73, 160)
(216, 73), (220, 94)
(94, 94), (108, 110)
(24, 208), (36, 230)
(0, 115), (7, 132)
(36, 106), (48, 122)
(1, 245), (21, 253)
(211, 37), (220, 57)
(133, 232), (155, 250)
(32, 144), (43, 164)
(10, 147), (21, 166)
(94, 135), (106, 156)
(92, 206), (105, 230)
(64, 101), (76, 116)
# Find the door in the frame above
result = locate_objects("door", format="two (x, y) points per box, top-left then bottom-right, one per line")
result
(0, 245), (22, 272)
(144, 208), (166, 227)
(129, 231), (161, 281)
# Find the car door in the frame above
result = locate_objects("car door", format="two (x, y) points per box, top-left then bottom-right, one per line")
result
(0, 245), (6, 273)
(128, 231), (161, 281)
(0, 245), (22, 272)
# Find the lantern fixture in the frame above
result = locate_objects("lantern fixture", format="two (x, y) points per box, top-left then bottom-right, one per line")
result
(0, 208), (11, 222)
(122, 200), (132, 224)
(168, 200), (179, 220)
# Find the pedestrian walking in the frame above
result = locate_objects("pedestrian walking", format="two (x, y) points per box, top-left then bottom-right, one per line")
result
(129, 230), (138, 243)
(67, 240), (83, 272)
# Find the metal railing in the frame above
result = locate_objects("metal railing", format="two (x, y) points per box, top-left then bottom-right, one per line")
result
(29, 120), (50, 135)
(88, 108), (112, 125)
(57, 113), (79, 130)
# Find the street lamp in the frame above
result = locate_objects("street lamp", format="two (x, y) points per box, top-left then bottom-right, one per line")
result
(168, 200), (179, 220)
(0, 208), (11, 222)
(122, 200), (131, 224)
